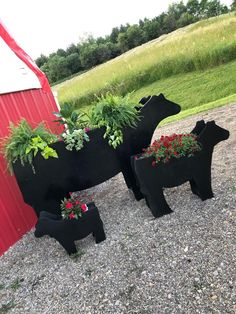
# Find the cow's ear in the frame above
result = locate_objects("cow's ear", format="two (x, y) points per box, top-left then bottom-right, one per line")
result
(159, 93), (165, 99)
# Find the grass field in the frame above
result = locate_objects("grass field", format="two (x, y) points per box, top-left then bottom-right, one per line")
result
(53, 13), (236, 121)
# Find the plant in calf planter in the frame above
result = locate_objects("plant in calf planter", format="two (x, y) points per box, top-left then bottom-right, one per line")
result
(34, 194), (106, 255)
(132, 120), (230, 218)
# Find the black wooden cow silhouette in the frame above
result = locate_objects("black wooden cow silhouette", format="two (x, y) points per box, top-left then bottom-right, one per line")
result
(13, 93), (181, 216)
(132, 120), (230, 218)
(34, 203), (106, 255)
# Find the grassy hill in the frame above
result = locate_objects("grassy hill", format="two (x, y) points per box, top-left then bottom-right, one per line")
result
(54, 13), (236, 115)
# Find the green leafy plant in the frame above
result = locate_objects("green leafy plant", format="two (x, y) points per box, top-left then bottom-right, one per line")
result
(54, 92), (140, 150)
(53, 103), (90, 151)
(53, 103), (88, 132)
(61, 193), (88, 220)
(89, 92), (141, 148)
(142, 133), (202, 166)
(1, 119), (58, 174)
(61, 129), (89, 151)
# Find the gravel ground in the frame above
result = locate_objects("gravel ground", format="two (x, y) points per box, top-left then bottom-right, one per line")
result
(0, 103), (236, 314)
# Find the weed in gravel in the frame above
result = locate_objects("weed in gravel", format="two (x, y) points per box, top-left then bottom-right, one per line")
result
(85, 268), (94, 277)
(0, 301), (15, 313)
(70, 249), (85, 260)
(9, 278), (24, 291)
(0, 284), (5, 290)
(229, 184), (236, 192)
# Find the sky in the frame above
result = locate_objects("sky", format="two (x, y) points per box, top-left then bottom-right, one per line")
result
(0, 0), (233, 60)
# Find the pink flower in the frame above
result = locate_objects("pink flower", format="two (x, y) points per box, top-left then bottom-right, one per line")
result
(69, 212), (75, 219)
(65, 202), (73, 209)
(84, 127), (91, 132)
(81, 203), (88, 212)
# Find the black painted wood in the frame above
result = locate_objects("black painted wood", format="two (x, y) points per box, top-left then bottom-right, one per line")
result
(132, 120), (230, 218)
(34, 202), (106, 255)
(13, 93), (181, 215)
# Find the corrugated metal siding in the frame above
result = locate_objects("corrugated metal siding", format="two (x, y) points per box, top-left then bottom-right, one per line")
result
(0, 88), (61, 256)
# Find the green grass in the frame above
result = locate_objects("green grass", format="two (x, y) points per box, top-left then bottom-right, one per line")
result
(131, 59), (236, 110)
(54, 13), (236, 108)
(160, 93), (236, 126)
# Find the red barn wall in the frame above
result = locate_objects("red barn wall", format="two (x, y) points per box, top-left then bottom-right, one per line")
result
(0, 88), (61, 256)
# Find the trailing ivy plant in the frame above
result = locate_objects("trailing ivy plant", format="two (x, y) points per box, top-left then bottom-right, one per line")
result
(53, 103), (90, 151)
(89, 92), (141, 148)
(1, 119), (58, 174)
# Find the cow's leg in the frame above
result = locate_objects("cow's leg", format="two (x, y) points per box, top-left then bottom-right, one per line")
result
(93, 220), (106, 243)
(121, 163), (144, 200)
(57, 238), (77, 255)
(144, 186), (173, 218)
(189, 179), (201, 197)
(191, 174), (213, 201)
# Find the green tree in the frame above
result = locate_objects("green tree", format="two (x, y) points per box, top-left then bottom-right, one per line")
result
(231, 0), (236, 10)
(66, 53), (82, 74)
(186, 0), (201, 17)
(126, 25), (146, 49)
(117, 32), (129, 52)
(47, 55), (71, 83)
(35, 54), (48, 67)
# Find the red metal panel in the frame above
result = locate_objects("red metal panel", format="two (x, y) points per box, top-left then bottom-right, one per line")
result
(0, 88), (62, 256)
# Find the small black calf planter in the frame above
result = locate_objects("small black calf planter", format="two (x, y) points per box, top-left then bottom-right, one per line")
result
(34, 202), (106, 255)
(132, 120), (230, 218)
(13, 93), (181, 216)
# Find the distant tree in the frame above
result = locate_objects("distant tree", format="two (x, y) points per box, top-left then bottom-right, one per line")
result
(66, 44), (79, 55)
(177, 12), (197, 27)
(35, 54), (48, 67)
(66, 53), (82, 74)
(79, 43), (99, 69)
(56, 48), (67, 57)
(117, 32), (129, 52)
(230, 0), (236, 10)
(109, 27), (120, 43)
(126, 25), (146, 49)
(199, 0), (228, 18)
(204, 0), (229, 17)
(142, 18), (161, 41)
(186, 0), (201, 17)
(46, 55), (71, 82)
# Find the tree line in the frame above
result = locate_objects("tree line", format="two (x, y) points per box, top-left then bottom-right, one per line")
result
(36, 0), (236, 84)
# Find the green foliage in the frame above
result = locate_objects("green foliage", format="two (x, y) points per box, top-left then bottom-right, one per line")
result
(89, 93), (140, 148)
(62, 129), (90, 151)
(1, 119), (58, 174)
(53, 103), (90, 151)
(53, 103), (88, 132)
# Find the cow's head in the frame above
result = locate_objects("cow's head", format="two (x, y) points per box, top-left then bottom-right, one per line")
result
(199, 121), (230, 148)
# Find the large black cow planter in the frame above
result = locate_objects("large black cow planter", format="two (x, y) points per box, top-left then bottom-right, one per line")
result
(13, 94), (181, 216)
(34, 202), (106, 255)
(132, 120), (230, 218)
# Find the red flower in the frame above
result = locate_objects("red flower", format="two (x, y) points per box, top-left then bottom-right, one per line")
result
(75, 200), (80, 205)
(65, 202), (73, 209)
(81, 203), (88, 212)
(68, 212), (75, 219)
(151, 160), (156, 167)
